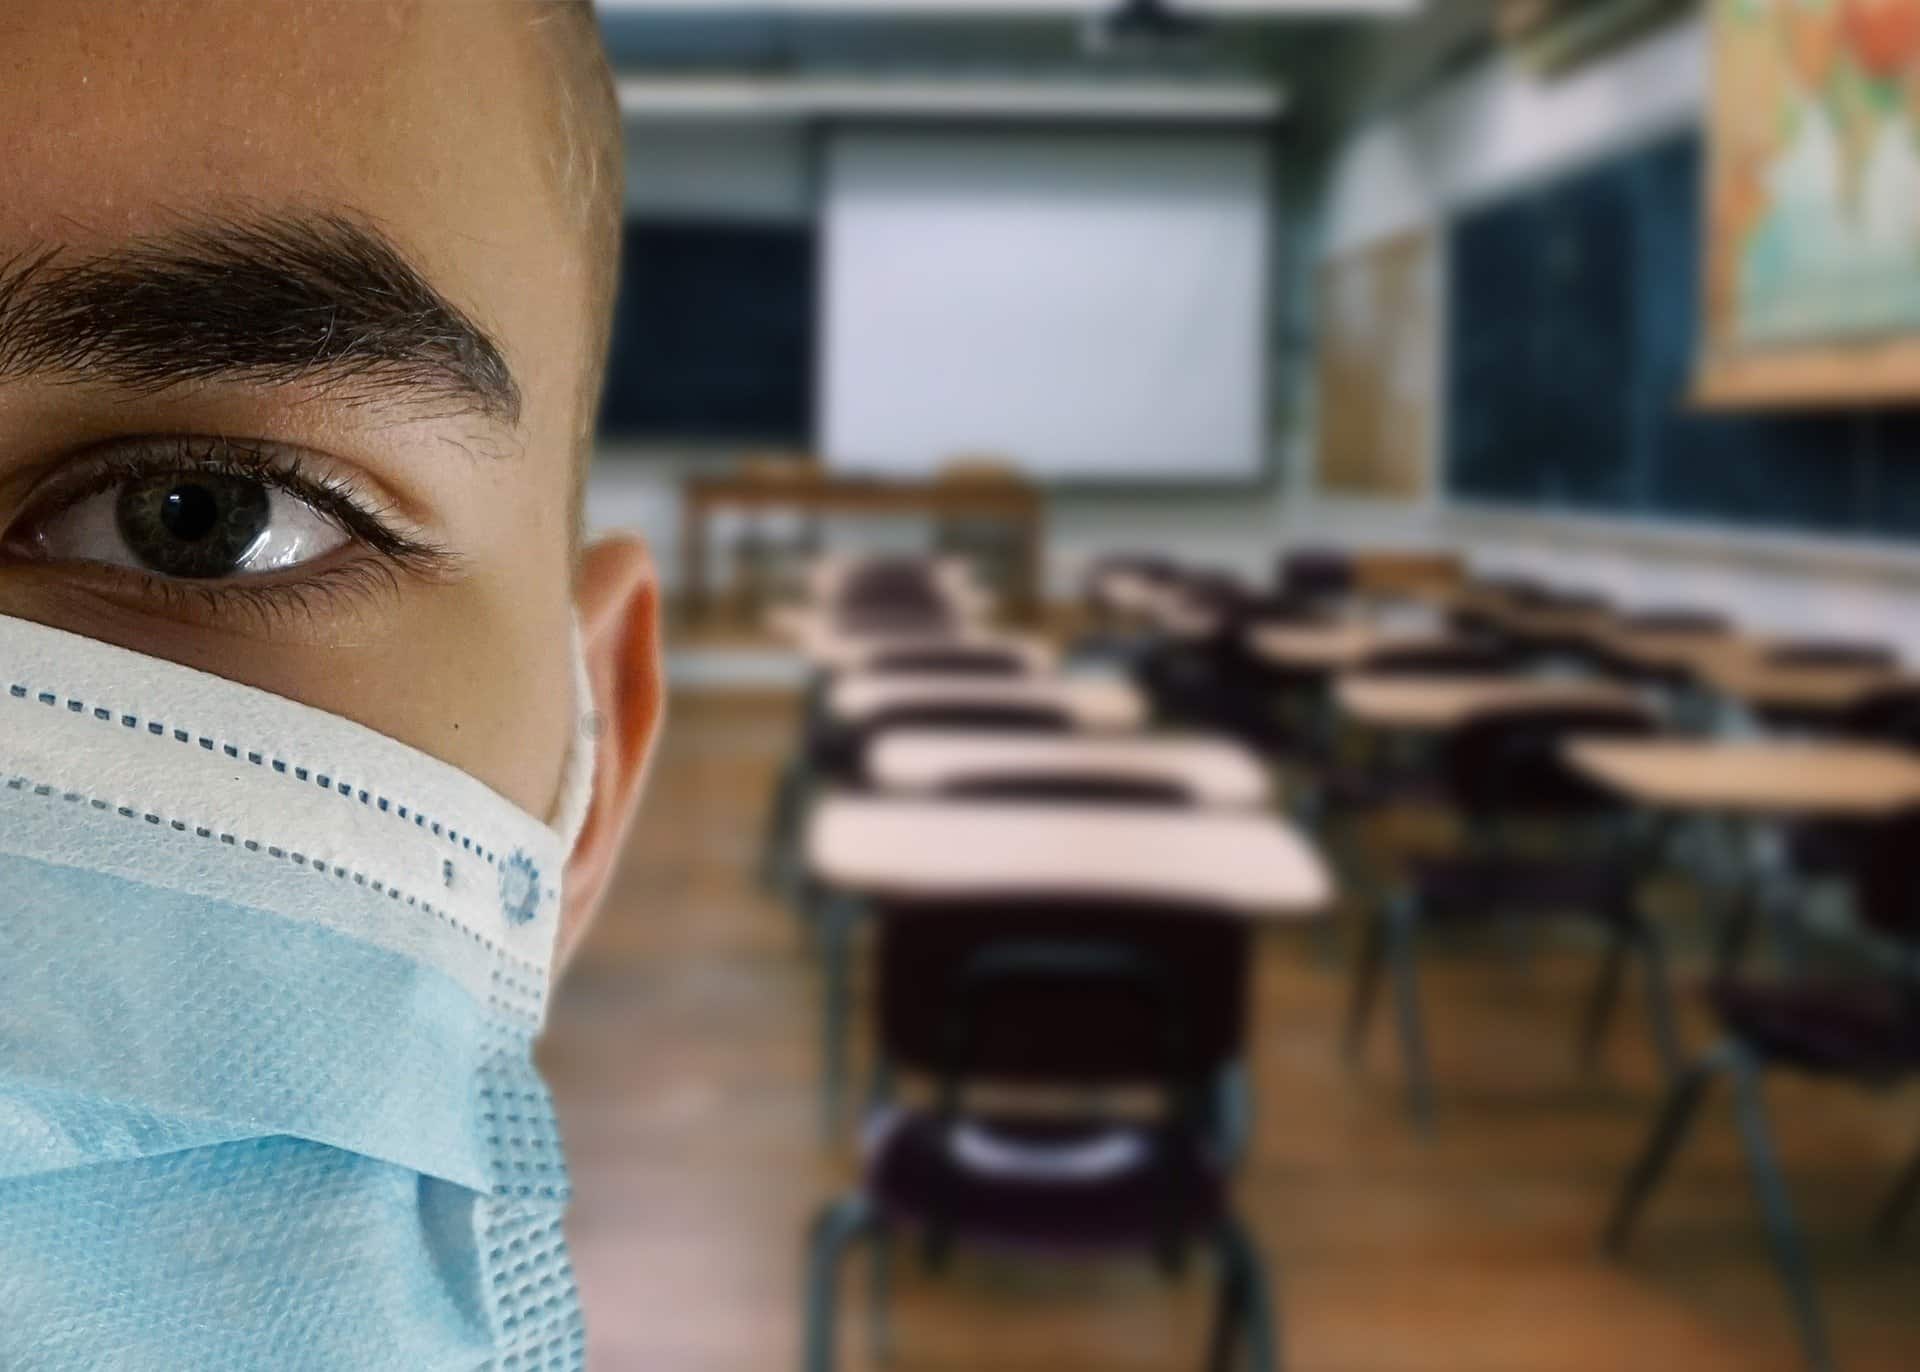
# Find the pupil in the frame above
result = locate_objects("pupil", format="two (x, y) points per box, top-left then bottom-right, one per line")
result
(115, 474), (272, 579)
(160, 484), (220, 543)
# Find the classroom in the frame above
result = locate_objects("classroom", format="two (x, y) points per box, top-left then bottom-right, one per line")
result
(557, 2), (1920, 1369)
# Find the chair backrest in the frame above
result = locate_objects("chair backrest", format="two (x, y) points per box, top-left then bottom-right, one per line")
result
(837, 558), (948, 616)
(1616, 608), (1734, 636)
(1234, 593), (1334, 631)
(1358, 641), (1513, 678)
(1277, 548), (1354, 599)
(833, 604), (955, 639)
(1853, 806), (1920, 943)
(1765, 639), (1899, 671)
(1843, 686), (1920, 753)
(939, 771), (1194, 808)
(874, 896), (1250, 1090)
(1442, 703), (1657, 818)
(866, 648), (1027, 678)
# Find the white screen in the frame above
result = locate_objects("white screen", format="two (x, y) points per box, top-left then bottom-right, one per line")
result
(819, 130), (1271, 482)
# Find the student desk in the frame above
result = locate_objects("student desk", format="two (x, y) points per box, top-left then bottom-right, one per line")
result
(1566, 738), (1920, 969)
(1572, 628), (1905, 719)
(865, 731), (1272, 808)
(803, 554), (977, 607)
(784, 621), (1057, 676)
(682, 472), (1043, 623)
(1334, 675), (1650, 735)
(1483, 601), (1616, 649)
(1689, 648), (1911, 724)
(803, 797), (1331, 1131)
(1584, 622), (1742, 679)
(1089, 566), (1174, 620)
(1566, 739), (1920, 821)
(826, 674), (1146, 731)
(1245, 623), (1459, 674)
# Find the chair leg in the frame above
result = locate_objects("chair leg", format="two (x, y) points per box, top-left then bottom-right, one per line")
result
(1384, 892), (1435, 1137)
(1630, 921), (1685, 1082)
(1604, 1047), (1723, 1254)
(760, 754), (807, 895)
(1207, 1218), (1283, 1372)
(1713, 886), (1760, 977)
(1576, 930), (1630, 1072)
(868, 1219), (895, 1365)
(1204, 1239), (1246, 1372)
(1726, 1048), (1836, 1372)
(803, 1195), (876, 1372)
(1871, 1138), (1920, 1250)
(817, 894), (861, 1142)
(1343, 902), (1388, 1065)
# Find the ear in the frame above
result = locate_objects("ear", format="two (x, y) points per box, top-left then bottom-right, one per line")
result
(557, 534), (664, 970)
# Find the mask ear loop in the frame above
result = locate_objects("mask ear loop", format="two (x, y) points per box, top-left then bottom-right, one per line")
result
(547, 617), (599, 852)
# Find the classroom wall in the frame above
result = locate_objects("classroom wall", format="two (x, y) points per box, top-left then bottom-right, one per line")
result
(621, 120), (812, 222)
(594, 19), (1920, 657)
(594, 108), (1314, 589)
(1299, 13), (1920, 655)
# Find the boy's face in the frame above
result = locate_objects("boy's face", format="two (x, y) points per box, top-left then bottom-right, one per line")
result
(0, 0), (609, 826)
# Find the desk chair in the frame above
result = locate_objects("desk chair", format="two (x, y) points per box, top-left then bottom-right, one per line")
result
(1841, 684), (1920, 752)
(1275, 548), (1354, 601)
(1591, 609), (1736, 687)
(1766, 640), (1900, 672)
(1774, 684), (1920, 943)
(863, 646), (1029, 678)
(1344, 702), (1680, 1134)
(1140, 594), (1329, 759)
(803, 896), (1281, 1372)
(1606, 806), (1920, 1372)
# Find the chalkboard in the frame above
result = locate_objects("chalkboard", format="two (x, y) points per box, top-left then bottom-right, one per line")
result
(597, 219), (815, 443)
(1445, 132), (1920, 541)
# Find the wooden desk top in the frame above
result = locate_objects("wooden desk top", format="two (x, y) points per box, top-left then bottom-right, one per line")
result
(819, 633), (1056, 676)
(866, 731), (1272, 808)
(1690, 647), (1910, 716)
(768, 603), (994, 653)
(1566, 738), (1920, 819)
(1246, 623), (1456, 672)
(827, 674), (1147, 729)
(1335, 675), (1650, 733)
(806, 796), (1330, 917)
(1093, 569), (1195, 626)
(1585, 624), (1742, 675)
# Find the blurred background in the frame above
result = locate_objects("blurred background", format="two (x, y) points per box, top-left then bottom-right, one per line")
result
(545, 2), (1920, 1368)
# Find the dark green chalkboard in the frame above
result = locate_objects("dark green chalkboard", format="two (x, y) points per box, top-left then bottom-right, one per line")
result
(1446, 132), (1920, 541)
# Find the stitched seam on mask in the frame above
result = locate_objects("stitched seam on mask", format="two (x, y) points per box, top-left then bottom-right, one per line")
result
(6, 683), (504, 869)
(0, 770), (546, 1021)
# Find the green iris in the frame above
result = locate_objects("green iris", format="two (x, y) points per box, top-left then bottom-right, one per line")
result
(114, 474), (271, 579)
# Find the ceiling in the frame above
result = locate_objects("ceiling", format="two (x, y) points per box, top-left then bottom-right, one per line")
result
(595, 0), (1497, 135)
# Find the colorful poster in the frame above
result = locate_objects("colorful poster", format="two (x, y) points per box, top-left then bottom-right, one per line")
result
(1709, 0), (1920, 351)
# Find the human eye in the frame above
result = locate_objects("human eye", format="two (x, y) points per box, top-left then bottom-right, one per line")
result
(0, 436), (453, 618)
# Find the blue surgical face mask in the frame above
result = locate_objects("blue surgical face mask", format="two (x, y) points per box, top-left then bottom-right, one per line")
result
(0, 610), (598, 1371)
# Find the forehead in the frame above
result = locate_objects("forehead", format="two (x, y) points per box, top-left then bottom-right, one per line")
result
(0, 0), (585, 426)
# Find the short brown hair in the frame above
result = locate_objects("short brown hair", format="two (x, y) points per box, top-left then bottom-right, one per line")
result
(528, 1), (622, 520)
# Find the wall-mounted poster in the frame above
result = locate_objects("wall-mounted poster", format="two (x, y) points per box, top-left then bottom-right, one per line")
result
(1700, 0), (1920, 405)
(1315, 230), (1434, 501)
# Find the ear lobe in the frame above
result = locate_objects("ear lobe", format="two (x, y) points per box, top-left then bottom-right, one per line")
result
(556, 534), (663, 971)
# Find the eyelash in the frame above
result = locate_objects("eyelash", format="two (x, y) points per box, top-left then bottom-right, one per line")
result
(5, 436), (456, 621)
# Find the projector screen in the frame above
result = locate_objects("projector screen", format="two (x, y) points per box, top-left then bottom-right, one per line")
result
(819, 130), (1271, 483)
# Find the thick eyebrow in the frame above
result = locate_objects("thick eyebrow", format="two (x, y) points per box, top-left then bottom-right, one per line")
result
(0, 213), (520, 423)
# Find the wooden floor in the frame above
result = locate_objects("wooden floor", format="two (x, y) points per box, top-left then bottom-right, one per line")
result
(542, 692), (1920, 1371)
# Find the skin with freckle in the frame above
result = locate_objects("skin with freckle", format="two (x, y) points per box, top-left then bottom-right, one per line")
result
(0, 2), (658, 960)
